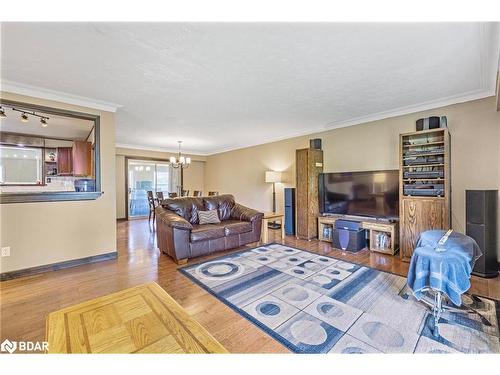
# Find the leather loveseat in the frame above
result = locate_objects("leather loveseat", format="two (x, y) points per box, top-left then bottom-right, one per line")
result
(155, 194), (263, 264)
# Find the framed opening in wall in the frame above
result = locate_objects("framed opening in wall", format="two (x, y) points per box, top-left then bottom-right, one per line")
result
(0, 99), (102, 203)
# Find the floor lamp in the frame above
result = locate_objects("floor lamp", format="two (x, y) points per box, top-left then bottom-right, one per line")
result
(265, 171), (282, 229)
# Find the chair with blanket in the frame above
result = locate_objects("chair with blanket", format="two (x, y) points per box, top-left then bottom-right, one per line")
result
(407, 229), (482, 336)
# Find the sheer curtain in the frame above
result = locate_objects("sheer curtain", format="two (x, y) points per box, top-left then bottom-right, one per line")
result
(169, 167), (181, 195)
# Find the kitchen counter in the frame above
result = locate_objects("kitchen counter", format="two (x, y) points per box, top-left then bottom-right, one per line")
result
(0, 176), (78, 193)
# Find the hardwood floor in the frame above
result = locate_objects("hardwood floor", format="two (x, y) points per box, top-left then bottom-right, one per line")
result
(1, 219), (499, 353)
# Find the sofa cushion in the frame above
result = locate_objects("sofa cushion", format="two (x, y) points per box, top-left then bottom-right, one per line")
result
(162, 197), (204, 224)
(190, 224), (225, 243)
(230, 203), (264, 222)
(203, 194), (235, 221)
(198, 209), (221, 225)
(223, 220), (252, 236)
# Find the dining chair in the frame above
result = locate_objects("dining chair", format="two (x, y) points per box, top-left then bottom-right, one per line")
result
(208, 191), (219, 196)
(181, 190), (189, 197)
(168, 192), (178, 198)
(147, 191), (156, 223)
(156, 191), (164, 203)
(193, 190), (202, 197)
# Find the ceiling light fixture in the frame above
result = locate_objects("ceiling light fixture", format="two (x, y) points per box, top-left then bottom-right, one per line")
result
(0, 107), (6, 118)
(12, 107), (50, 127)
(169, 141), (191, 169)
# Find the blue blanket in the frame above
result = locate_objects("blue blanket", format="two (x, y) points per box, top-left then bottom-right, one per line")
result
(407, 230), (482, 306)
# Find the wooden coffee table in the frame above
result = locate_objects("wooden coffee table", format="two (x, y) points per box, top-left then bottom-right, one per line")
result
(46, 282), (228, 353)
(261, 212), (285, 243)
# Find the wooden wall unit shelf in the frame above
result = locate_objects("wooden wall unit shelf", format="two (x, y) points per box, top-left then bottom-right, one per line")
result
(318, 215), (399, 255)
(399, 128), (451, 262)
(296, 147), (323, 240)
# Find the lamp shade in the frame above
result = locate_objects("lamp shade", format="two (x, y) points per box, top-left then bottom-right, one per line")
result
(265, 171), (282, 183)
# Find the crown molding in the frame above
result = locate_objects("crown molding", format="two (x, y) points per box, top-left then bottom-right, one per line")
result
(207, 88), (495, 156)
(119, 88), (494, 157)
(0, 80), (122, 113)
(478, 22), (500, 92)
(323, 88), (495, 130)
(115, 143), (208, 156)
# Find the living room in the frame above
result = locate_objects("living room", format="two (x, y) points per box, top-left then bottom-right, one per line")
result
(1, 2), (500, 372)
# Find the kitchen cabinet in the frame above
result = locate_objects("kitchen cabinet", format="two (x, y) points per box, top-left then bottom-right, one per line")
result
(57, 147), (72, 175)
(72, 141), (92, 176)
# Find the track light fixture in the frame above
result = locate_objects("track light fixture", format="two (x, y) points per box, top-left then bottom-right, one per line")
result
(11, 107), (49, 127)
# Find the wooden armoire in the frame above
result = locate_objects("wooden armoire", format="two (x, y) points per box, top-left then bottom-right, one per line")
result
(399, 128), (451, 261)
(295, 147), (323, 240)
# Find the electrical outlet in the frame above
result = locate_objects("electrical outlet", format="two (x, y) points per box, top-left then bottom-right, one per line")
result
(1, 247), (10, 257)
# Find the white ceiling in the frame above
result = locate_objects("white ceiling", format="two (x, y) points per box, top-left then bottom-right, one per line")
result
(1, 22), (499, 155)
(0, 106), (94, 140)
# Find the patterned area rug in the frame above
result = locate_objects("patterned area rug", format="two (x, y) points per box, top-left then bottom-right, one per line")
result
(179, 244), (500, 353)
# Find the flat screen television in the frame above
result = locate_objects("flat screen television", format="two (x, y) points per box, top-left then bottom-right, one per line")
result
(319, 170), (399, 219)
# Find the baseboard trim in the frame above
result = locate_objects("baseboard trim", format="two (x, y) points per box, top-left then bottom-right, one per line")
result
(0, 251), (117, 281)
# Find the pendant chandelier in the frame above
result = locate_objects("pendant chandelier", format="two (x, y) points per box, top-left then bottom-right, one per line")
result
(169, 141), (191, 169)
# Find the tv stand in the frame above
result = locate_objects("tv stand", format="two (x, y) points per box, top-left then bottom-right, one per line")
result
(318, 215), (399, 255)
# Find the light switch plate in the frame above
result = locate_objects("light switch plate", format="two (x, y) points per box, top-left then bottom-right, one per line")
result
(1, 247), (10, 257)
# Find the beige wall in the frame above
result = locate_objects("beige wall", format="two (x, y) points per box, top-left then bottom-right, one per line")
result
(205, 97), (500, 258)
(183, 160), (205, 195)
(205, 137), (309, 214)
(0, 92), (117, 273)
(115, 147), (206, 219)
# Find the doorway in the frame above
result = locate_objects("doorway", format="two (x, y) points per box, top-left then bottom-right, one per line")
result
(126, 158), (181, 219)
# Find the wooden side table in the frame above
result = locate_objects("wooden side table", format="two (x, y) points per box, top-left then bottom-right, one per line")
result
(261, 212), (285, 243)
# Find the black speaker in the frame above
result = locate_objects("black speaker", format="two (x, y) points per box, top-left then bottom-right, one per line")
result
(284, 188), (296, 235)
(309, 138), (322, 150)
(466, 190), (498, 278)
(332, 220), (367, 252)
(416, 116), (447, 131)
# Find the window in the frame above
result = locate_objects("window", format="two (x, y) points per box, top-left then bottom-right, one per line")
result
(0, 146), (43, 185)
(127, 159), (180, 218)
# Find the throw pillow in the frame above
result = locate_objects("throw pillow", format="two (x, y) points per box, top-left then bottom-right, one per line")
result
(198, 209), (221, 225)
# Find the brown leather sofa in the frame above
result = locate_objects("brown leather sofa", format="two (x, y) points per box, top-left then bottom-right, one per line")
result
(155, 194), (263, 264)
